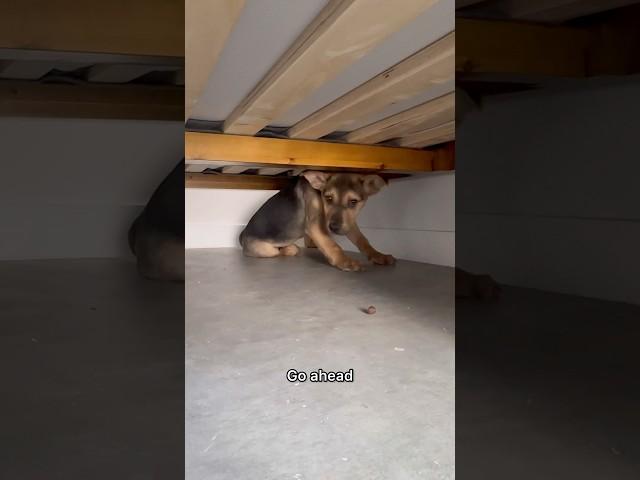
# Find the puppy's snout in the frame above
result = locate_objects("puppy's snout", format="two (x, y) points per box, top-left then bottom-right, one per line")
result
(329, 221), (341, 234)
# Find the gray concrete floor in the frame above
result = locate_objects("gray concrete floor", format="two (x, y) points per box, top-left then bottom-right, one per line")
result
(186, 248), (455, 480)
(1, 258), (184, 479)
(456, 286), (640, 479)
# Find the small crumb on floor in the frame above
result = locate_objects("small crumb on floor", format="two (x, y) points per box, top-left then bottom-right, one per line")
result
(342, 457), (349, 461)
(394, 347), (405, 352)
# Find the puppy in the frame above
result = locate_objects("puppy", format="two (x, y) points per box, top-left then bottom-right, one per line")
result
(128, 159), (184, 281)
(239, 171), (395, 271)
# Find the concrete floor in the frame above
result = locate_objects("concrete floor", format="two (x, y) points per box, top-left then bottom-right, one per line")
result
(186, 248), (455, 480)
(1, 258), (184, 479)
(457, 285), (640, 479)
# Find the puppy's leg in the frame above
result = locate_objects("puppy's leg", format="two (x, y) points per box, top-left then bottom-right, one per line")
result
(242, 238), (281, 258)
(307, 225), (363, 272)
(280, 244), (300, 256)
(346, 223), (395, 265)
(304, 234), (317, 248)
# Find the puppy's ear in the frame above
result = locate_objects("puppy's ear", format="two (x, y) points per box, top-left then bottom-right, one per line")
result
(361, 175), (386, 196)
(302, 171), (330, 190)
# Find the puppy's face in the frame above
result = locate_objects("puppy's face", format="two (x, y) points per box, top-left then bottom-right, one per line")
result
(302, 171), (386, 235)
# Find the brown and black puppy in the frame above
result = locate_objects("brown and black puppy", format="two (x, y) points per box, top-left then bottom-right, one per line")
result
(239, 171), (395, 271)
(128, 159), (184, 282)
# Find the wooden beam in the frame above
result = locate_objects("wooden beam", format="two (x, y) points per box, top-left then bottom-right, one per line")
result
(2, 0), (184, 57)
(186, 173), (293, 190)
(288, 31), (455, 140)
(498, 0), (640, 23)
(456, 18), (590, 77)
(185, 132), (449, 172)
(431, 141), (455, 171)
(344, 91), (454, 144)
(223, 0), (439, 135)
(0, 81), (183, 121)
(186, 0), (245, 120)
(397, 121), (454, 148)
(456, 0), (486, 7)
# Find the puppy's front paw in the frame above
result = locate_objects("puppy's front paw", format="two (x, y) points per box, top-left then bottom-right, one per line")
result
(335, 256), (364, 272)
(370, 252), (396, 265)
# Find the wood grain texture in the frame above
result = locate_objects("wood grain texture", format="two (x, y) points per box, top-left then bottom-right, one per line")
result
(223, 0), (438, 135)
(498, 0), (640, 23)
(186, 0), (245, 120)
(186, 173), (293, 190)
(344, 91), (454, 144)
(288, 31), (455, 139)
(398, 121), (454, 148)
(0, 81), (183, 120)
(2, 0), (184, 57)
(456, 18), (589, 77)
(185, 132), (449, 172)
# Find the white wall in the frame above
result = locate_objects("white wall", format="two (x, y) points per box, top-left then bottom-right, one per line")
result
(0, 117), (183, 260)
(456, 78), (640, 304)
(186, 172), (455, 267)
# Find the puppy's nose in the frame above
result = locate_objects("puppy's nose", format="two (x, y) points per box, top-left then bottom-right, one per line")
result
(329, 222), (341, 233)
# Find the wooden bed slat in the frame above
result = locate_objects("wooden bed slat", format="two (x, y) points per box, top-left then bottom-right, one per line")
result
(258, 167), (290, 176)
(87, 64), (180, 83)
(398, 121), (454, 148)
(496, 0), (640, 23)
(221, 166), (250, 174)
(185, 132), (450, 172)
(186, 173), (293, 190)
(223, 0), (439, 135)
(288, 31), (455, 140)
(344, 91), (454, 145)
(186, 0), (245, 119)
(456, 19), (589, 77)
(0, 81), (183, 121)
(1, 0), (184, 57)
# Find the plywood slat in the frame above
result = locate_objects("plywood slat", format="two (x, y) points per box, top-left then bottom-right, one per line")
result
(397, 121), (454, 148)
(288, 31), (455, 140)
(344, 91), (454, 144)
(499, 0), (640, 23)
(223, 0), (439, 135)
(87, 64), (180, 83)
(258, 167), (290, 176)
(186, 0), (245, 119)
(221, 165), (249, 174)
(185, 132), (446, 172)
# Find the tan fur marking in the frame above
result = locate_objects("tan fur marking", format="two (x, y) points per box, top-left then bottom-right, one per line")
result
(346, 223), (395, 266)
(243, 239), (281, 258)
(279, 244), (300, 256)
(307, 224), (362, 272)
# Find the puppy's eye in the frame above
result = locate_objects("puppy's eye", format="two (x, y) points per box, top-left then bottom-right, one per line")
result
(324, 195), (333, 203)
(349, 199), (359, 207)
